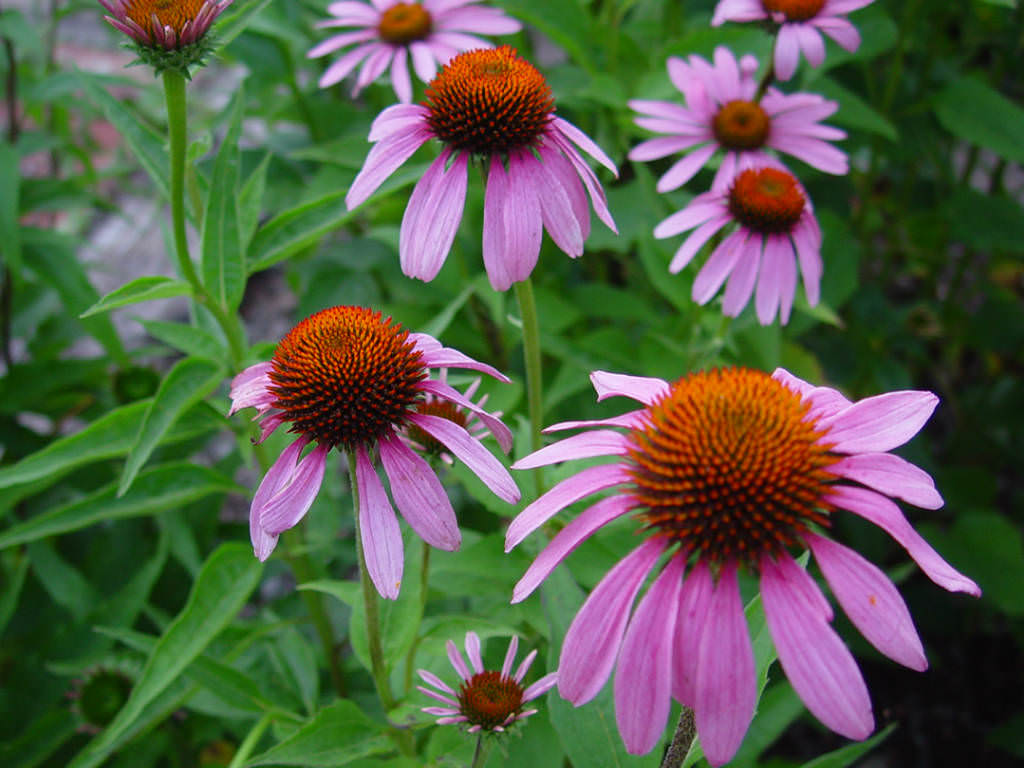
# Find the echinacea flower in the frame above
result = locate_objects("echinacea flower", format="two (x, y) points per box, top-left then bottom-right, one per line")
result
(402, 372), (498, 464)
(418, 631), (557, 733)
(654, 164), (821, 325)
(309, 0), (521, 103)
(629, 47), (847, 192)
(506, 366), (979, 765)
(229, 305), (520, 598)
(712, 0), (875, 81)
(346, 45), (618, 291)
(101, 0), (232, 72)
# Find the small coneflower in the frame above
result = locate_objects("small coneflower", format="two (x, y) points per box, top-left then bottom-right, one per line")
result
(346, 45), (617, 292)
(402, 372), (498, 464)
(712, 0), (875, 81)
(654, 163), (821, 325)
(506, 366), (979, 765)
(418, 631), (557, 733)
(309, 0), (521, 103)
(100, 0), (232, 72)
(629, 47), (847, 192)
(229, 305), (520, 598)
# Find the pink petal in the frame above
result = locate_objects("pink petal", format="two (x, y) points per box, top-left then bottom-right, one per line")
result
(774, 25), (801, 81)
(657, 144), (718, 193)
(795, 24), (826, 68)
(501, 636), (519, 678)
(408, 40), (437, 82)
(389, 46), (412, 103)
(346, 122), (430, 209)
(523, 672), (558, 702)
(400, 150), (468, 282)
(590, 370), (670, 404)
(319, 42), (377, 88)
(815, 16), (861, 51)
(629, 135), (705, 162)
(558, 538), (666, 705)
(614, 554), (684, 754)
(771, 368), (852, 421)
(654, 199), (726, 239)
(535, 148), (586, 258)
(818, 390), (939, 453)
(412, 334), (510, 382)
(368, 103), (431, 141)
(378, 434), (460, 550)
(792, 215), (823, 306)
(307, 28), (377, 59)
(258, 443), (330, 535)
(249, 436), (310, 561)
(446, 638), (471, 680)
(229, 362), (274, 415)
(722, 235), (762, 317)
(668, 214), (731, 274)
(483, 152), (542, 291)
(695, 564), (757, 767)
(465, 631), (484, 673)
(761, 553), (875, 740)
(672, 559), (713, 706)
(543, 409), (648, 433)
(692, 229), (747, 305)
(512, 430), (631, 470)
(551, 116), (618, 176)
(514, 649), (538, 682)
(830, 453), (943, 509)
(807, 533), (927, 671)
(549, 134), (618, 234)
(418, 378), (513, 451)
(418, 668), (455, 695)
(355, 446), (404, 600)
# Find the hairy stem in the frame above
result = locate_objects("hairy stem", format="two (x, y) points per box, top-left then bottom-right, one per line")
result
(660, 707), (696, 768)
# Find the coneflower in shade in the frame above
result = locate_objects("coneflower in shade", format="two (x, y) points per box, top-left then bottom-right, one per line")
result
(229, 305), (520, 598)
(402, 373), (499, 465)
(309, 0), (521, 103)
(100, 0), (232, 72)
(418, 632), (558, 733)
(629, 46), (847, 192)
(506, 367), (979, 765)
(346, 45), (618, 292)
(712, 0), (875, 81)
(654, 163), (821, 325)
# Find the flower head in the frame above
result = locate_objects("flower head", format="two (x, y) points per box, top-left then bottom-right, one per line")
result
(309, 0), (522, 103)
(629, 47), (847, 192)
(654, 164), (821, 325)
(100, 0), (232, 73)
(346, 46), (618, 291)
(229, 306), (520, 597)
(403, 373), (497, 463)
(507, 366), (979, 765)
(418, 632), (557, 733)
(712, 0), (875, 80)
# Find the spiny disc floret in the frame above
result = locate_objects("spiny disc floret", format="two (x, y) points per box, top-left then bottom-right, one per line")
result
(457, 670), (525, 730)
(407, 400), (469, 456)
(713, 99), (771, 150)
(124, 0), (207, 38)
(269, 306), (427, 452)
(425, 46), (554, 155)
(378, 3), (432, 44)
(627, 368), (838, 566)
(762, 0), (826, 22)
(728, 167), (806, 234)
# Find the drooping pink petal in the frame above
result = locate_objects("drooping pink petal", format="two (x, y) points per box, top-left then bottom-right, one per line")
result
(774, 25), (801, 81)
(549, 133), (618, 233)
(535, 150), (586, 258)
(418, 686), (459, 705)
(512, 495), (635, 603)
(806, 533), (927, 671)
(657, 144), (718, 192)
(400, 150), (469, 282)
(249, 435), (310, 561)
(418, 378), (512, 451)
(409, 40), (438, 81)
(795, 24), (827, 68)
(792, 215), (823, 306)
(258, 443), (330, 535)
(319, 42), (377, 88)
(614, 555), (684, 755)
(818, 390), (939, 454)
(418, 668), (456, 695)
(692, 229), (747, 305)
(722, 234), (762, 317)
(390, 46), (412, 103)
(307, 28), (377, 59)
(551, 116), (618, 176)
(368, 103), (430, 141)
(830, 452), (943, 509)
(411, 333), (511, 382)
(228, 362), (274, 415)
(558, 538), (666, 705)
(756, 234), (788, 325)
(346, 122), (431, 209)
(512, 430), (631, 469)
(694, 564), (757, 767)
(483, 152), (542, 291)
(378, 434), (460, 550)
(505, 463), (631, 551)
(814, 15), (861, 51)
(590, 370), (670, 404)
(771, 368), (853, 421)
(672, 559), (712, 706)
(761, 553), (875, 740)
(668, 214), (732, 274)
(543, 409), (648, 433)
(355, 446), (404, 600)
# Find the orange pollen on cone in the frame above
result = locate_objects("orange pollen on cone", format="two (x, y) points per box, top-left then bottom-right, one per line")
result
(425, 46), (555, 154)
(123, 0), (206, 36)
(377, 3), (432, 45)
(713, 99), (771, 150)
(457, 671), (525, 730)
(728, 167), (806, 234)
(627, 367), (839, 567)
(762, 0), (826, 22)
(406, 400), (469, 455)
(268, 306), (427, 452)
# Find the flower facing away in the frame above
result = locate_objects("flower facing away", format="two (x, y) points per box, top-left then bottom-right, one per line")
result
(506, 367), (980, 765)
(309, 0), (521, 103)
(418, 631), (558, 733)
(654, 163), (821, 325)
(402, 372), (498, 464)
(100, 0), (232, 71)
(629, 47), (847, 192)
(229, 306), (520, 598)
(346, 46), (618, 291)
(712, 0), (875, 81)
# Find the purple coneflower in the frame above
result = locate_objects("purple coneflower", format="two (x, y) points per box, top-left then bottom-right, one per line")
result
(655, 164), (821, 325)
(506, 366), (979, 765)
(309, 0), (521, 103)
(402, 373), (497, 465)
(346, 45), (617, 292)
(712, 0), (875, 81)
(101, 0), (232, 50)
(229, 305), (520, 598)
(629, 46), (847, 192)
(418, 631), (557, 733)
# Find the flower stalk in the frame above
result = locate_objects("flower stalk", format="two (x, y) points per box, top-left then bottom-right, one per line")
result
(162, 69), (200, 289)
(514, 277), (544, 497)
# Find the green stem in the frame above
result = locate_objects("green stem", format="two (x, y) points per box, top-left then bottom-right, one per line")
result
(659, 707), (696, 768)
(348, 452), (398, 711)
(162, 69), (200, 290)
(470, 733), (493, 768)
(226, 712), (273, 768)
(514, 278), (544, 498)
(403, 541), (431, 694)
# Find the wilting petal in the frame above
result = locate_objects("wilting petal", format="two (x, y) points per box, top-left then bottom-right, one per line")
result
(483, 153), (542, 291)
(355, 446), (404, 599)
(378, 434), (460, 550)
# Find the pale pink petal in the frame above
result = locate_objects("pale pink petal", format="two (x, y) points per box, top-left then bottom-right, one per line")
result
(319, 42), (377, 88)
(672, 559), (712, 706)
(830, 453), (943, 509)
(776, 235), (799, 324)
(771, 368), (852, 420)
(400, 150), (468, 282)
(307, 28), (377, 59)
(512, 495), (636, 603)
(418, 668), (455, 694)
(657, 144), (718, 193)
(543, 409), (648, 433)
(774, 25), (801, 81)
(501, 636), (519, 678)
(409, 40), (438, 82)
(692, 229), (747, 305)
(629, 135), (706, 162)
(818, 390), (939, 453)
(514, 649), (538, 682)
(368, 103), (430, 141)
(551, 116), (618, 176)
(761, 553), (875, 740)
(412, 337), (510, 382)
(754, 234), (786, 324)
(548, 134), (617, 233)
(483, 152), (542, 291)
(326, 1), (379, 24)
(446, 638), (471, 681)
(418, 378), (512, 451)
(512, 430), (631, 470)
(770, 135), (848, 174)
(229, 362), (274, 415)
(792, 216), (823, 306)
(590, 370), (670, 404)
(523, 672), (558, 702)
(259, 443), (330, 535)
(535, 149), (586, 258)
(668, 214), (732, 274)
(795, 24), (827, 68)
(807, 533), (927, 671)
(346, 123), (431, 209)
(558, 538), (667, 705)
(418, 686), (458, 705)
(465, 631), (484, 674)
(390, 46), (412, 103)
(355, 446), (404, 599)
(722, 235), (762, 317)
(378, 434), (460, 550)
(814, 16), (861, 51)
(436, 6), (521, 35)
(654, 199), (726, 239)
(423, 706), (461, 716)
(249, 436), (310, 561)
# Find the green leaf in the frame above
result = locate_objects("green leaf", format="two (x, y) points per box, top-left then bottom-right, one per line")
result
(0, 400), (222, 493)
(213, 0), (274, 50)
(814, 77), (897, 141)
(946, 187), (1024, 252)
(26, 539), (99, 620)
(80, 276), (194, 317)
(0, 142), (21, 276)
(246, 700), (390, 767)
(138, 319), (228, 362)
(75, 70), (169, 198)
(934, 75), (1024, 163)
(500, 0), (595, 73)
(68, 544), (264, 768)
(800, 723), (896, 768)
(247, 190), (351, 274)
(0, 552), (29, 637)
(0, 463), (240, 549)
(239, 153), (271, 251)
(201, 87), (246, 311)
(0, 709), (78, 768)
(119, 357), (223, 495)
